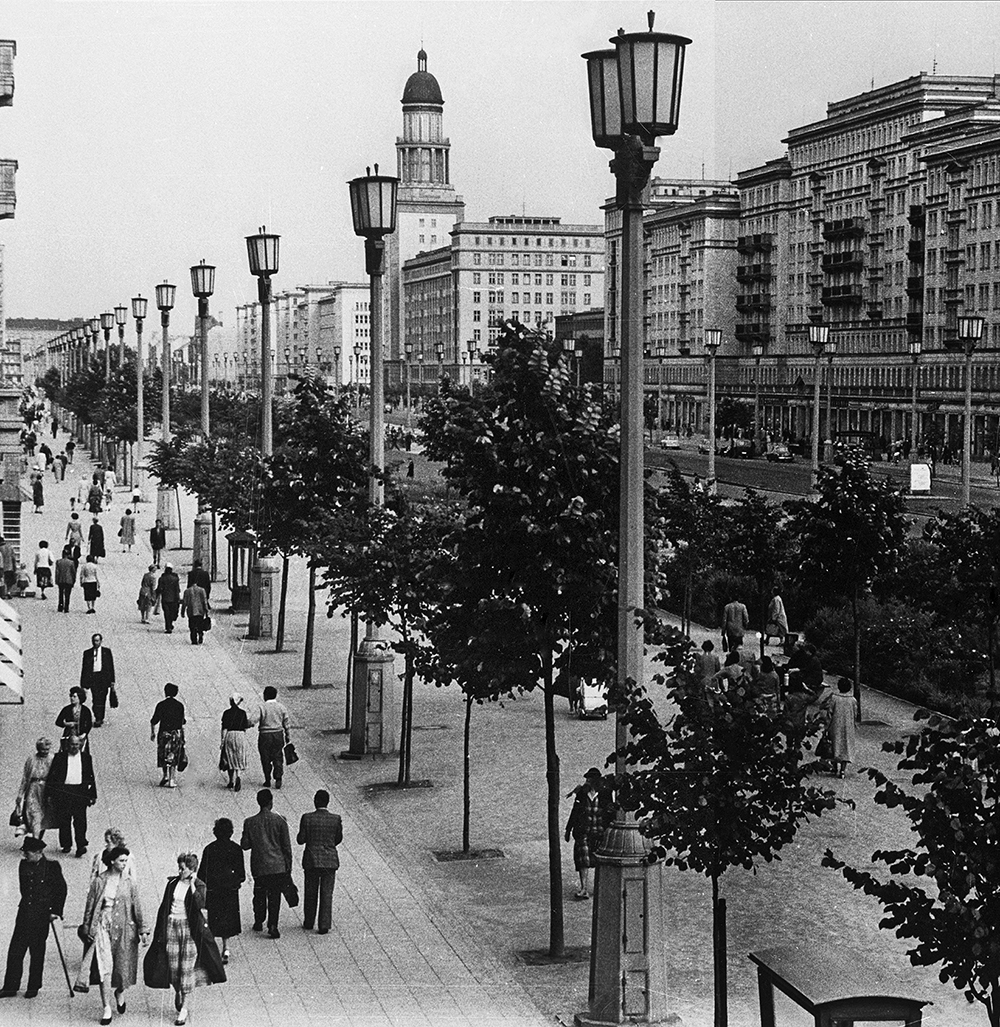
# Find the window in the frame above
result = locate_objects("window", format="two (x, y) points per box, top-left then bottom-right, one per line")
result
(535, 292), (542, 304)
(584, 255), (592, 267)
(419, 235), (425, 244)
(512, 292), (519, 303)
(546, 274), (554, 286)
(535, 274), (542, 286)
(584, 293), (591, 306)
(473, 291), (481, 303)
(488, 272), (497, 285)
(473, 329), (481, 341)
(584, 275), (592, 286)
(983, 243), (992, 271)
(473, 272), (481, 285)
(546, 293), (553, 304)
(473, 310), (481, 322)
(546, 254), (554, 266)
(473, 253), (481, 265)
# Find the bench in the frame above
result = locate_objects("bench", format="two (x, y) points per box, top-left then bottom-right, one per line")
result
(749, 944), (929, 1026)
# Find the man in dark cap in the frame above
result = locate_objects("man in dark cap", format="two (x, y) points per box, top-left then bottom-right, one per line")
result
(0, 837), (67, 998)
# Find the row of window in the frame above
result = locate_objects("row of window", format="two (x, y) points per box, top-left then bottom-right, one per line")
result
(469, 252), (594, 268)
(470, 234), (594, 249)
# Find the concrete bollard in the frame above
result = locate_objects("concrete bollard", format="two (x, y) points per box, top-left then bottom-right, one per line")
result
(248, 555), (280, 639)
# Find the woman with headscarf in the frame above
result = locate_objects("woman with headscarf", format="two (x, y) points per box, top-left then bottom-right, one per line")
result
(563, 767), (614, 900)
(150, 684), (186, 788)
(55, 687), (93, 750)
(137, 564), (158, 624)
(14, 737), (57, 839)
(198, 819), (245, 965)
(219, 693), (249, 792)
(80, 846), (149, 1024)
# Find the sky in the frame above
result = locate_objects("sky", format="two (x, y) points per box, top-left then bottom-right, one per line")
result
(2, 0), (1000, 327)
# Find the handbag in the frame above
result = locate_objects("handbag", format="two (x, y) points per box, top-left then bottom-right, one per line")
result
(281, 873), (300, 908)
(177, 742), (189, 773)
(142, 936), (171, 989)
(283, 742), (299, 766)
(109, 687), (119, 709)
(96, 588), (101, 598)
(218, 749), (226, 772)
(203, 614), (212, 631)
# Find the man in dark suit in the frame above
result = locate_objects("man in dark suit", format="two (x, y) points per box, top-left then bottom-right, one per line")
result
(80, 633), (115, 726)
(240, 789), (292, 939)
(0, 837), (67, 998)
(186, 557), (212, 599)
(46, 734), (97, 857)
(296, 790), (343, 934)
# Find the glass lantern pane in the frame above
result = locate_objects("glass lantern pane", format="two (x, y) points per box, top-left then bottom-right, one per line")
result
(631, 41), (655, 126)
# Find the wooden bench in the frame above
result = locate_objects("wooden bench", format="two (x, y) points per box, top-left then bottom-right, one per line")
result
(749, 944), (929, 1026)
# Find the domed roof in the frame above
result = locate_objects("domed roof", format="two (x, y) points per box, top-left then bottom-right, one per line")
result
(402, 48), (443, 106)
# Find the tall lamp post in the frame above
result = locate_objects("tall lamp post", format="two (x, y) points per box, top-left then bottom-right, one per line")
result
(808, 322), (829, 477)
(154, 281), (177, 529)
(705, 328), (721, 492)
(751, 341), (764, 457)
(347, 162), (399, 758)
(909, 338), (921, 462)
(114, 305), (127, 369)
(583, 15), (689, 1025)
(958, 314), (986, 507)
(404, 340), (413, 428)
(468, 338), (479, 388)
(435, 340), (444, 390)
(191, 259), (215, 438)
(100, 311), (114, 382)
(353, 344), (362, 414)
(132, 295), (147, 501)
(824, 338), (837, 463)
(333, 345), (341, 390)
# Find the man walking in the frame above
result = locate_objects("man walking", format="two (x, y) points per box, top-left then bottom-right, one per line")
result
(156, 563), (181, 634)
(296, 790), (342, 935)
(54, 546), (76, 612)
(252, 686), (291, 789)
(181, 578), (210, 645)
(80, 633), (116, 726)
(240, 789), (292, 939)
(149, 518), (166, 568)
(46, 735), (97, 857)
(187, 557), (212, 599)
(721, 596), (750, 652)
(0, 536), (16, 598)
(0, 837), (67, 999)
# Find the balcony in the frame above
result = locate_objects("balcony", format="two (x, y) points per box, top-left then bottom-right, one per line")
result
(736, 262), (773, 282)
(822, 217), (865, 240)
(907, 240), (925, 262)
(943, 248), (964, 266)
(908, 204), (925, 226)
(866, 303), (884, 321)
(0, 41), (14, 107)
(0, 159), (16, 220)
(736, 233), (775, 256)
(735, 322), (770, 342)
(822, 251), (863, 272)
(945, 208), (967, 225)
(736, 294), (772, 313)
(821, 285), (863, 305)
(905, 276), (924, 297)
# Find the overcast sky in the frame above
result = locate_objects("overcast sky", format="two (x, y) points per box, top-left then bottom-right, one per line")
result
(2, 1), (999, 325)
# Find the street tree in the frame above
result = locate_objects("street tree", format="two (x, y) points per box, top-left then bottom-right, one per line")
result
(824, 713), (1000, 1026)
(785, 450), (907, 718)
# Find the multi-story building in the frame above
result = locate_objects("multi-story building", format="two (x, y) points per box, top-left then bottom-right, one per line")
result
(316, 284), (369, 385)
(401, 214), (605, 388)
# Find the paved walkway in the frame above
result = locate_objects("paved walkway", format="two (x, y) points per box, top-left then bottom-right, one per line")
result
(0, 431), (549, 1027)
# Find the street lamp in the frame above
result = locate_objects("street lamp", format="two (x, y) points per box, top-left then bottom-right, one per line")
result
(704, 329), (721, 491)
(404, 340), (413, 429)
(583, 13), (689, 1024)
(808, 322), (830, 476)
(751, 341), (764, 457)
(284, 346), (292, 387)
(100, 311), (114, 381)
(315, 346), (322, 372)
(958, 315), (986, 507)
(347, 161), (399, 758)
(246, 226), (279, 457)
(114, 304), (127, 368)
(468, 337), (479, 388)
(132, 294), (147, 499)
(824, 336), (837, 464)
(909, 339), (922, 463)
(190, 258), (216, 438)
(333, 345), (341, 389)
(155, 281), (176, 443)
(434, 339), (444, 389)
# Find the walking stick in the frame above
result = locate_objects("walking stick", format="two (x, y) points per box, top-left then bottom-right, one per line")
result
(49, 917), (74, 998)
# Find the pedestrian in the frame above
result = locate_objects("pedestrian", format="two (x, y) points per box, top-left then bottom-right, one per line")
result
(89, 827), (135, 884)
(80, 555), (101, 614)
(14, 562), (29, 596)
(721, 596), (750, 651)
(0, 837), (67, 999)
(137, 564), (158, 624)
(32, 540), (53, 599)
(157, 563), (181, 634)
(80, 846), (149, 1025)
(0, 535), (16, 598)
(406, 458), (414, 478)
(54, 546), (76, 612)
(181, 578), (210, 645)
(251, 686), (292, 789)
(55, 688), (93, 750)
(66, 509), (85, 556)
(118, 508), (135, 553)
(763, 589), (789, 649)
(104, 467), (117, 508)
(57, 451), (67, 480)
(66, 438), (76, 464)
(38, 442), (52, 468)
(754, 656), (781, 717)
(709, 650), (748, 701)
(187, 557), (211, 599)
(219, 693), (249, 792)
(94, 464), (107, 489)
(296, 789), (342, 935)
(825, 677), (857, 779)
(87, 479), (104, 514)
(89, 515), (106, 563)
(692, 639), (721, 690)
(144, 852), (226, 1026)
(13, 738), (56, 840)
(30, 468), (43, 513)
(46, 733), (98, 857)
(51, 415), (59, 436)
(150, 683), (186, 789)
(80, 633), (116, 727)
(240, 788), (293, 939)
(564, 768), (613, 900)
(150, 518), (167, 568)
(198, 819), (246, 965)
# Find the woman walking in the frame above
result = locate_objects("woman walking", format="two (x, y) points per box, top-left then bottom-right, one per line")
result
(31, 467), (44, 513)
(763, 588), (789, 649)
(87, 478), (104, 514)
(80, 846), (149, 1024)
(13, 737), (56, 839)
(80, 555), (101, 614)
(89, 515), (106, 563)
(198, 819), (245, 965)
(144, 853), (226, 1025)
(119, 508), (136, 553)
(137, 564), (158, 624)
(219, 694), (249, 792)
(56, 687), (93, 749)
(150, 683), (186, 789)
(826, 677), (858, 779)
(563, 767), (613, 900)
(32, 540), (53, 599)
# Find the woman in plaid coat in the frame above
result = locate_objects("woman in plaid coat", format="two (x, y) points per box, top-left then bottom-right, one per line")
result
(564, 768), (614, 900)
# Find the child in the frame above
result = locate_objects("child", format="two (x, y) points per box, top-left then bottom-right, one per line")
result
(15, 562), (30, 597)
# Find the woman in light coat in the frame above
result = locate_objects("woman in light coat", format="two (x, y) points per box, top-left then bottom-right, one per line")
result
(763, 589), (789, 648)
(81, 846), (149, 1024)
(14, 737), (57, 839)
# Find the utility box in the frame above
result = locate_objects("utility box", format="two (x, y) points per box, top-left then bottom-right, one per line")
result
(226, 529), (256, 613)
(248, 554), (280, 639)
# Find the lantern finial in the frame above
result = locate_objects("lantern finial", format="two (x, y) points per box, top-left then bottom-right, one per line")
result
(374, 163), (379, 175)
(648, 10), (655, 29)
(366, 166), (371, 176)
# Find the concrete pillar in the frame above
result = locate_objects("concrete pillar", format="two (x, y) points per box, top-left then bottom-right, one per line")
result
(193, 510), (212, 570)
(156, 485), (177, 530)
(248, 554), (280, 639)
(344, 635), (396, 757)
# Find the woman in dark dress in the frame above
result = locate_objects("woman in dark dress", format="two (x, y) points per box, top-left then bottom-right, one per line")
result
(150, 684), (186, 789)
(56, 687), (93, 750)
(88, 516), (106, 563)
(197, 818), (245, 965)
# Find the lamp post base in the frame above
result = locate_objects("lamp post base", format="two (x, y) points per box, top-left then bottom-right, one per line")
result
(348, 635), (396, 756)
(248, 555), (281, 639)
(156, 485), (177, 530)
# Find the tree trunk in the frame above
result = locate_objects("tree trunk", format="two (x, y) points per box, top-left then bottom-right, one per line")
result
(851, 587), (862, 722)
(543, 643), (565, 959)
(462, 688), (472, 853)
(275, 555), (290, 652)
(712, 873), (728, 1027)
(302, 560), (316, 688)
(345, 609), (357, 731)
(398, 639), (414, 786)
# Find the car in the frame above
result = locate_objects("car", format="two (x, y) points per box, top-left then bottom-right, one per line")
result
(659, 434), (682, 450)
(720, 438), (753, 458)
(766, 443), (794, 462)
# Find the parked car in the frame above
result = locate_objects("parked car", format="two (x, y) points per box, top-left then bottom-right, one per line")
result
(659, 434), (682, 450)
(766, 443), (794, 462)
(720, 438), (753, 458)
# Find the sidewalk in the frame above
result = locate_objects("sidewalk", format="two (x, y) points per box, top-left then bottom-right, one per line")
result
(0, 432), (549, 1027)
